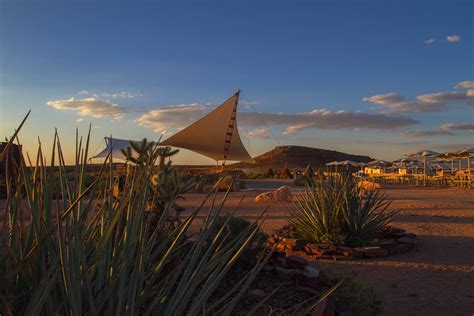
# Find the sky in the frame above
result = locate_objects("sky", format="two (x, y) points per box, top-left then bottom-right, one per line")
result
(1, 0), (473, 165)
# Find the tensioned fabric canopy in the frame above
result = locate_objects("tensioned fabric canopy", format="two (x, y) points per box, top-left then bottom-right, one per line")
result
(93, 138), (146, 161)
(93, 91), (255, 164)
(158, 91), (255, 163)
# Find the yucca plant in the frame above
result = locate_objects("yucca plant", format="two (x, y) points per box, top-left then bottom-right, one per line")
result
(0, 124), (270, 315)
(291, 173), (396, 246)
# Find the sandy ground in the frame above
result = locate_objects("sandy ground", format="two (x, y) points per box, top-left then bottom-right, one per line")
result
(2, 179), (472, 314)
(180, 180), (474, 316)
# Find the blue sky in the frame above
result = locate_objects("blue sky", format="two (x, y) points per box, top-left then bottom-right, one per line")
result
(1, 0), (473, 164)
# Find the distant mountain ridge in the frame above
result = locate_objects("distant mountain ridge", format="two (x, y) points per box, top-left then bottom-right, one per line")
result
(234, 145), (374, 169)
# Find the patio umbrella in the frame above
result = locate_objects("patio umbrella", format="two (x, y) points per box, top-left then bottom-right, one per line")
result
(409, 149), (440, 183)
(456, 147), (474, 175)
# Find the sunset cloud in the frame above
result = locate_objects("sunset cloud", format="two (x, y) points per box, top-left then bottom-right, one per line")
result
(137, 104), (418, 135)
(364, 89), (474, 113)
(402, 130), (454, 137)
(455, 81), (474, 89)
(440, 122), (474, 131)
(47, 97), (127, 119)
(244, 127), (270, 139)
(136, 103), (212, 133)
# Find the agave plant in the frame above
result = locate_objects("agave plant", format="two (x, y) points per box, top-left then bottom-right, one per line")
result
(291, 173), (395, 246)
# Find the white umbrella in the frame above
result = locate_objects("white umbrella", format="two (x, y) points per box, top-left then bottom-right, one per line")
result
(409, 149), (440, 184)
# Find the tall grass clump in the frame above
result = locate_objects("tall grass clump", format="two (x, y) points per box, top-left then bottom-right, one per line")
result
(290, 173), (396, 247)
(0, 125), (269, 315)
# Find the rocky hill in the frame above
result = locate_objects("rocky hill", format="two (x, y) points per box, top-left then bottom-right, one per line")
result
(233, 145), (373, 169)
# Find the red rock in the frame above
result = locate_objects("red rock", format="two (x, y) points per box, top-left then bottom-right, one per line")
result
(333, 255), (351, 261)
(316, 254), (334, 260)
(305, 243), (322, 255)
(363, 246), (388, 258)
(286, 255), (308, 269)
(282, 237), (297, 247)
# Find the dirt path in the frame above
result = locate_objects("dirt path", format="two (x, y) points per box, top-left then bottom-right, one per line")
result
(181, 182), (474, 316)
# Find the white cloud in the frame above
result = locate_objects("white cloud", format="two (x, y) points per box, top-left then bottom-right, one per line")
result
(244, 127), (270, 139)
(424, 38), (436, 44)
(136, 103), (212, 133)
(402, 130), (454, 137)
(137, 104), (418, 135)
(364, 89), (474, 113)
(446, 34), (462, 43)
(47, 97), (127, 119)
(416, 92), (468, 103)
(440, 123), (474, 132)
(455, 81), (474, 89)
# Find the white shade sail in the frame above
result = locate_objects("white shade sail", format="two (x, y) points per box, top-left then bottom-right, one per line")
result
(159, 91), (255, 163)
(93, 137), (147, 161)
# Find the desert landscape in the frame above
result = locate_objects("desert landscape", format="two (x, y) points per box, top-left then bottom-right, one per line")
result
(181, 180), (474, 315)
(1, 1), (473, 315)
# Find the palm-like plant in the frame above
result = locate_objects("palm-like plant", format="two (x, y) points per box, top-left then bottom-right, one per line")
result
(291, 173), (395, 246)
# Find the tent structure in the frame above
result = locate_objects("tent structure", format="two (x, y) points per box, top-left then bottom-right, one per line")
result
(93, 90), (255, 165)
(93, 137), (148, 161)
(159, 90), (255, 165)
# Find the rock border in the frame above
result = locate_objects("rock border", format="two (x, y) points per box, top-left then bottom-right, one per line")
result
(269, 225), (417, 260)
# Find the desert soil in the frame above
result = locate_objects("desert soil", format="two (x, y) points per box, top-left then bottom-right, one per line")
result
(181, 179), (474, 316)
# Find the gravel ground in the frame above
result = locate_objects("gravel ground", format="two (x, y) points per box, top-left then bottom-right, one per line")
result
(180, 180), (474, 316)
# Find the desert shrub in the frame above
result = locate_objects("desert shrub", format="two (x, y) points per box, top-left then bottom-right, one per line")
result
(334, 275), (383, 315)
(0, 130), (269, 315)
(290, 173), (395, 246)
(212, 216), (268, 268)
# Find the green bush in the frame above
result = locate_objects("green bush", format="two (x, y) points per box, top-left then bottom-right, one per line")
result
(335, 275), (383, 315)
(290, 173), (395, 246)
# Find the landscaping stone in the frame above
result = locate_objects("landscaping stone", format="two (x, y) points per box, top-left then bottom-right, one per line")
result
(316, 254), (334, 260)
(275, 266), (298, 278)
(363, 246), (389, 258)
(286, 255), (308, 269)
(305, 243), (322, 255)
(396, 236), (417, 245)
(303, 266), (320, 279)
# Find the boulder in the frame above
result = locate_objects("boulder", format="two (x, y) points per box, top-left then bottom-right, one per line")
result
(274, 186), (292, 201)
(255, 191), (274, 202)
